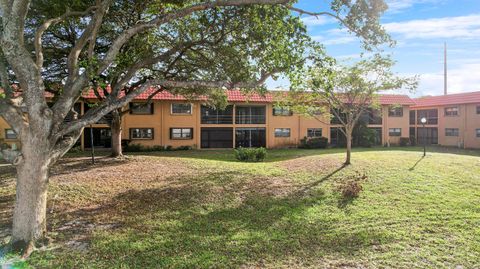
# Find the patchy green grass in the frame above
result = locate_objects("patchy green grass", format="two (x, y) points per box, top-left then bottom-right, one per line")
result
(1, 147), (480, 268)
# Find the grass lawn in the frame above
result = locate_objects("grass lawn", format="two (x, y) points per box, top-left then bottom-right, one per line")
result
(1, 147), (480, 268)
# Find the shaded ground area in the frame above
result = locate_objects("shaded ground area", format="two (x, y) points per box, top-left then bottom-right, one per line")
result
(0, 148), (479, 268)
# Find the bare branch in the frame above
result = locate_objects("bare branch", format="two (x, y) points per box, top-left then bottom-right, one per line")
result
(34, 5), (98, 68)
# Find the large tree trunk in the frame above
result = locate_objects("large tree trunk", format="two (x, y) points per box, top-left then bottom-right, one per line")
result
(345, 130), (352, 165)
(11, 138), (51, 256)
(110, 110), (123, 158)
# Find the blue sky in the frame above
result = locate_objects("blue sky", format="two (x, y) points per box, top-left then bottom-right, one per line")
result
(266, 0), (480, 96)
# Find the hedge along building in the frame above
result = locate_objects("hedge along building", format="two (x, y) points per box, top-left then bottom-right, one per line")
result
(1, 89), (479, 150)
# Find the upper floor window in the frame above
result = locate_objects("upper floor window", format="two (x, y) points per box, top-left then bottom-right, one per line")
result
(171, 103), (192, 114)
(274, 128), (291, 137)
(417, 109), (438, 124)
(476, 105), (480, 114)
(201, 105), (233, 124)
(236, 106), (266, 124)
(388, 106), (403, 117)
(5, 129), (17, 139)
(273, 107), (293, 116)
(130, 128), (154, 140)
(445, 128), (459, 137)
(307, 128), (322, 138)
(170, 128), (193, 140)
(130, 103), (154, 115)
(476, 129), (480, 138)
(444, 106), (459, 116)
(389, 128), (401, 137)
(409, 110), (416, 125)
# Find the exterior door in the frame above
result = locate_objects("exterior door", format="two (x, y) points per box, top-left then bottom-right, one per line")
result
(417, 127), (438, 145)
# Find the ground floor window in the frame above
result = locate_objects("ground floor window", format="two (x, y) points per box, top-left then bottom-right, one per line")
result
(274, 128), (290, 137)
(417, 127), (438, 145)
(130, 128), (154, 140)
(445, 128), (459, 137)
(307, 128), (322, 138)
(84, 128), (112, 148)
(170, 128), (193, 140)
(476, 129), (480, 138)
(389, 128), (401, 137)
(5, 129), (17, 139)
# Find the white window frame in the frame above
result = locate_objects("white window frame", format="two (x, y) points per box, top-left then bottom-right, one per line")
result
(5, 129), (17, 139)
(445, 128), (459, 137)
(307, 128), (322, 138)
(388, 128), (401, 137)
(170, 128), (193, 140)
(130, 128), (154, 140)
(274, 128), (291, 137)
(171, 103), (192, 115)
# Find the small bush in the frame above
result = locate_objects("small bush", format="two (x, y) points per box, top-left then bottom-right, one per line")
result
(336, 172), (367, 199)
(399, 137), (410, 147)
(299, 136), (328, 149)
(234, 147), (267, 162)
(176, 145), (192, 151)
(409, 135), (417, 146)
(124, 144), (192, 152)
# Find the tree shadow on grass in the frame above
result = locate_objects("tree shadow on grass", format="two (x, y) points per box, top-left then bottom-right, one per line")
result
(43, 167), (394, 268)
(409, 156), (425, 171)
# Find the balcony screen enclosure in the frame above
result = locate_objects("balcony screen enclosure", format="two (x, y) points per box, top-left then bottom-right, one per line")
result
(201, 128), (233, 148)
(235, 106), (266, 124)
(201, 105), (233, 124)
(235, 128), (266, 148)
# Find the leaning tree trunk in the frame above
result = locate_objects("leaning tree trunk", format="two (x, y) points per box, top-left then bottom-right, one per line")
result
(11, 135), (51, 256)
(345, 130), (352, 165)
(110, 110), (123, 158)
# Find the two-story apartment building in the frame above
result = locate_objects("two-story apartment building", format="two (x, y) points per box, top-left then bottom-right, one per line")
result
(410, 91), (480, 149)
(1, 89), (479, 150)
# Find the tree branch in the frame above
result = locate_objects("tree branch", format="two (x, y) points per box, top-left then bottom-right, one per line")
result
(34, 5), (98, 69)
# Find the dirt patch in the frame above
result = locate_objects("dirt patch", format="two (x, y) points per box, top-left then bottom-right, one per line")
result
(279, 155), (344, 174)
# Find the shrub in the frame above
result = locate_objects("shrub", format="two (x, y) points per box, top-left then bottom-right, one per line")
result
(399, 137), (410, 147)
(299, 136), (328, 149)
(234, 147), (267, 162)
(336, 172), (367, 199)
(176, 145), (192, 151)
(409, 135), (417, 146)
(124, 143), (145, 152)
(68, 146), (82, 153)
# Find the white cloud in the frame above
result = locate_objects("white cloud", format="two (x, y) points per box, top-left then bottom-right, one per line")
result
(311, 28), (357, 45)
(385, 0), (443, 13)
(301, 15), (332, 27)
(415, 62), (480, 95)
(384, 14), (480, 39)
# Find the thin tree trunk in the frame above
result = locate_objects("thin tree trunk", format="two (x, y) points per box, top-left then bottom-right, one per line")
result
(11, 141), (51, 256)
(345, 130), (352, 165)
(110, 110), (123, 158)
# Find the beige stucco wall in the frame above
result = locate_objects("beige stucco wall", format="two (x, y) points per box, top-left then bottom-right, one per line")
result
(378, 105), (410, 145)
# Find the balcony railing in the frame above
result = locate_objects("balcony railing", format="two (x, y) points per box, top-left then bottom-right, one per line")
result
(417, 117), (438, 125)
(235, 115), (266, 124)
(201, 115), (233, 124)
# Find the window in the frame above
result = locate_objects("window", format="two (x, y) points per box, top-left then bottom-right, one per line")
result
(130, 103), (154, 115)
(477, 129), (480, 138)
(389, 128), (401, 137)
(307, 128), (322, 138)
(477, 105), (480, 114)
(171, 103), (192, 114)
(273, 107), (293, 116)
(170, 128), (193, 140)
(388, 106), (403, 117)
(444, 106), (459, 116)
(417, 109), (438, 124)
(445, 128), (459, 137)
(409, 110), (416, 125)
(274, 128), (291, 137)
(130, 128), (154, 139)
(5, 129), (17, 139)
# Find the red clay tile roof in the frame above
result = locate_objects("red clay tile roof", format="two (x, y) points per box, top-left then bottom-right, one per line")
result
(3, 86), (415, 105)
(377, 94), (415, 105)
(412, 91), (480, 108)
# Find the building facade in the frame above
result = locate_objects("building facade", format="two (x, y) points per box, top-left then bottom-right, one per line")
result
(1, 90), (480, 150)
